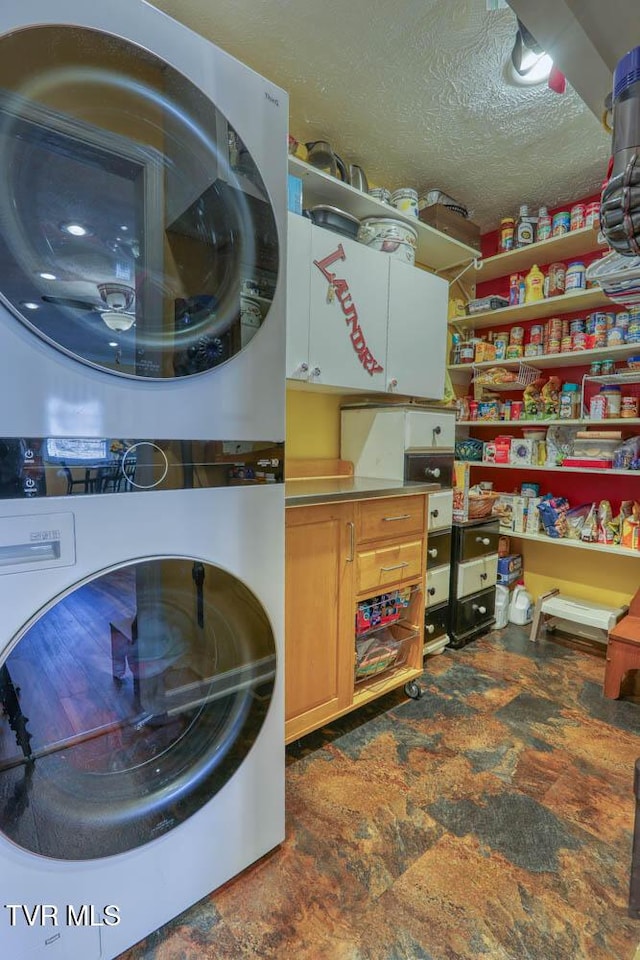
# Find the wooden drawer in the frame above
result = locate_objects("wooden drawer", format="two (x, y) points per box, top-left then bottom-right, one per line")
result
(356, 539), (423, 593)
(427, 490), (453, 532)
(451, 587), (495, 645)
(425, 564), (450, 607)
(357, 495), (425, 543)
(426, 529), (451, 571)
(457, 518), (501, 562)
(456, 554), (498, 600)
(424, 601), (449, 642)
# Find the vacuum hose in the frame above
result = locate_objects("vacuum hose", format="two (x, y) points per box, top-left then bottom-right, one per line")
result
(600, 47), (640, 256)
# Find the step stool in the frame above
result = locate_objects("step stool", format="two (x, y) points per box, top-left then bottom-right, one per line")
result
(530, 588), (628, 645)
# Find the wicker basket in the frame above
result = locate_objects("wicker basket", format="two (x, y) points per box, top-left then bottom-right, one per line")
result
(467, 491), (500, 519)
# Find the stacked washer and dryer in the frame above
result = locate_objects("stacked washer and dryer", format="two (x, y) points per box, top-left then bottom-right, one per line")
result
(0, 2), (287, 958)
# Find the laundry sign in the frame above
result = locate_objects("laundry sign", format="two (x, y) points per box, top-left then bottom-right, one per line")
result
(312, 244), (384, 377)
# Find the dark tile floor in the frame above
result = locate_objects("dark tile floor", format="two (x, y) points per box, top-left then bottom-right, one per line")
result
(118, 626), (640, 960)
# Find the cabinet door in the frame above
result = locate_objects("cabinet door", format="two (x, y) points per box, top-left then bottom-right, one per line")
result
(308, 228), (388, 391)
(286, 212), (312, 379)
(285, 502), (354, 742)
(387, 260), (448, 399)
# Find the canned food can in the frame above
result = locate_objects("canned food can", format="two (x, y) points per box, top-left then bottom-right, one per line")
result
(585, 201), (600, 229)
(548, 318), (563, 339)
(628, 318), (640, 341)
(499, 218), (515, 252)
(493, 336), (509, 360)
(509, 325), (525, 345)
(552, 211), (571, 236)
(606, 326), (625, 346)
(547, 338), (561, 354)
(616, 311), (631, 331)
(605, 312), (618, 329)
(537, 214), (552, 242)
(524, 343), (540, 357)
(505, 344), (523, 359)
(570, 203), (586, 231)
(565, 261), (586, 290)
(569, 318), (585, 334)
(572, 331), (588, 350)
(529, 324), (543, 344)
(622, 396), (639, 418)
(593, 332), (607, 347)
(560, 336), (573, 352)
(590, 312), (607, 333)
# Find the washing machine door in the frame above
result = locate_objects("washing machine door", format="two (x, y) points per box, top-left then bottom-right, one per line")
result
(0, 12), (279, 379)
(0, 557), (276, 860)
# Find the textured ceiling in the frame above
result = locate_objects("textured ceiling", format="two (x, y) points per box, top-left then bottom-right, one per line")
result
(151, 0), (611, 231)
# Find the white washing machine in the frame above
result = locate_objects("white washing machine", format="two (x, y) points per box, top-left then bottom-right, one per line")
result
(0, 2), (287, 958)
(0, 0), (287, 442)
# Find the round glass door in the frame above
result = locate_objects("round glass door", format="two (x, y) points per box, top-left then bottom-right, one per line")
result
(0, 558), (276, 860)
(0, 25), (279, 378)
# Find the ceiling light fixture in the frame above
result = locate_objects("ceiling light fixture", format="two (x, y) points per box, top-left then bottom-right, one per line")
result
(101, 311), (135, 332)
(108, 341), (119, 347)
(38, 272), (57, 280)
(509, 18), (553, 87)
(21, 301), (39, 310)
(60, 222), (91, 237)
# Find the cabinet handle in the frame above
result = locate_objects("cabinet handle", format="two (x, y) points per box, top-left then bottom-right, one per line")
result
(433, 425), (442, 436)
(428, 587), (436, 596)
(388, 377), (398, 389)
(382, 514), (411, 522)
(381, 562), (409, 572)
(428, 548), (438, 558)
(475, 537), (490, 546)
(346, 521), (355, 562)
(472, 604), (487, 615)
(311, 366), (321, 378)
(426, 624), (435, 634)
(430, 509), (439, 519)
(480, 572), (488, 581)
(425, 467), (441, 479)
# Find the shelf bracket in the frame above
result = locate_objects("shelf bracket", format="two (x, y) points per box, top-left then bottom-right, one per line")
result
(448, 256), (481, 287)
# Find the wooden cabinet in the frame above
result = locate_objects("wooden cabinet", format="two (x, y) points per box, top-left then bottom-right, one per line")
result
(285, 492), (427, 743)
(285, 212), (449, 399)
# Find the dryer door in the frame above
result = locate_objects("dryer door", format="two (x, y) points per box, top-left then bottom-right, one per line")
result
(0, 20), (279, 379)
(0, 557), (276, 860)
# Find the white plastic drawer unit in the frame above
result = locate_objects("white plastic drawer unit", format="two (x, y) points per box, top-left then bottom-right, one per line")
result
(427, 490), (453, 532)
(456, 554), (498, 600)
(405, 410), (455, 450)
(425, 564), (450, 607)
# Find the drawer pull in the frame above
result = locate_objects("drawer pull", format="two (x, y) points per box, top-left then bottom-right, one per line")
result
(380, 562), (409, 572)
(382, 514), (411, 522)
(430, 509), (439, 519)
(472, 604), (487, 615)
(428, 587), (436, 596)
(428, 548), (438, 558)
(480, 572), (488, 581)
(475, 536), (490, 546)
(433, 426), (442, 436)
(425, 467), (441, 479)
(426, 624), (435, 634)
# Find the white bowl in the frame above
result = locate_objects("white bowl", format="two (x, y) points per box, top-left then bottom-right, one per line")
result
(357, 217), (418, 265)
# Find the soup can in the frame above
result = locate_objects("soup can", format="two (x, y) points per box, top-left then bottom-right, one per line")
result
(547, 262), (566, 296)
(552, 211), (570, 236)
(509, 325), (525, 344)
(572, 331), (587, 350)
(606, 326), (625, 346)
(570, 203), (586, 230)
(529, 324), (543, 344)
(548, 317), (563, 339)
(547, 338), (561, 354)
(560, 335), (573, 352)
(585, 201), (600, 229)
(569, 318), (585, 334)
(616, 311), (631, 331)
(505, 344), (523, 359)
(524, 343), (540, 357)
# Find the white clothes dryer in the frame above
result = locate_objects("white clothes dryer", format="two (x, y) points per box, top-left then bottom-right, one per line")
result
(0, 0), (287, 442)
(0, 474), (284, 960)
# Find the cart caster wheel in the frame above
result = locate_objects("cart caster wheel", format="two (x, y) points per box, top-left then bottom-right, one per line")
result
(404, 680), (422, 700)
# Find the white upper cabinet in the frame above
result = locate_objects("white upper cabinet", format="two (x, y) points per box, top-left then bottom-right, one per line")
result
(386, 259), (448, 400)
(285, 212), (449, 399)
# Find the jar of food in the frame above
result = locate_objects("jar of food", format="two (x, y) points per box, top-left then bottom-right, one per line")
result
(459, 343), (475, 364)
(509, 325), (525, 344)
(552, 211), (571, 236)
(547, 262), (566, 297)
(621, 396), (639, 418)
(600, 385), (622, 418)
(589, 361), (602, 376)
(499, 217), (515, 252)
(585, 201), (600, 229)
(565, 261), (586, 291)
(570, 203), (586, 231)
(589, 394), (606, 420)
(559, 383), (580, 419)
(390, 188), (418, 217)
(469, 400), (479, 421)
(600, 359), (616, 376)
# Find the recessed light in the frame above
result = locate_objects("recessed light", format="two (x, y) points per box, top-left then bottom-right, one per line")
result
(60, 222), (91, 237)
(120, 225), (129, 232)
(38, 272), (57, 280)
(21, 301), (39, 310)
(108, 341), (119, 347)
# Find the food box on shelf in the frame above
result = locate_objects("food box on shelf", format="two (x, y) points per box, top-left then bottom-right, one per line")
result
(418, 203), (481, 251)
(492, 493), (531, 531)
(483, 435), (511, 464)
(525, 497), (542, 534)
(497, 554), (523, 585)
(465, 295), (509, 315)
(561, 457), (613, 469)
(509, 438), (537, 466)
(512, 497), (529, 534)
(453, 461), (472, 522)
